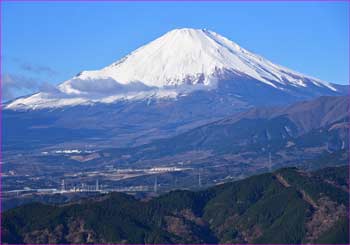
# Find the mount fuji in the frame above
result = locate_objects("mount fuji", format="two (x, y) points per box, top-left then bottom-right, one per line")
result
(6, 28), (344, 110)
(3, 28), (347, 150)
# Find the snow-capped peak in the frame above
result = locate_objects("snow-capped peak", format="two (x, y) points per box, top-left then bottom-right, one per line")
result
(58, 28), (336, 94)
(6, 28), (338, 110)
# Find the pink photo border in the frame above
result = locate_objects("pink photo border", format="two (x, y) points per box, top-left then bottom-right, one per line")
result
(0, 0), (349, 245)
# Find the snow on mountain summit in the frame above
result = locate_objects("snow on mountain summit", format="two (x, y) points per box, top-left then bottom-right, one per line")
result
(60, 28), (332, 91)
(7, 28), (338, 109)
(68, 28), (253, 88)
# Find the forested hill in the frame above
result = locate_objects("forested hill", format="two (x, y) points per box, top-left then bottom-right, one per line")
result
(3, 166), (349, 244)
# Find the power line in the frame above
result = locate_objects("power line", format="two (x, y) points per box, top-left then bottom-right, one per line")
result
(154, 175), (158, 193)
(198, 169), (202, 187)
(96, 179), (99, 191)
(61, 179), (65, 192)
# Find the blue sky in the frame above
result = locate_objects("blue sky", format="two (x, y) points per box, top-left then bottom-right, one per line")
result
(2, 1), (349, 101)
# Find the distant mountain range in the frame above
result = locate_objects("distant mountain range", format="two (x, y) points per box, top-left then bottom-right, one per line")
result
(3, 165), (348, 244)
(76, 95), (348, 174)
(3, 95), (348, 185)
(5, 28), (346, 110)
(3, 29), (348, 152)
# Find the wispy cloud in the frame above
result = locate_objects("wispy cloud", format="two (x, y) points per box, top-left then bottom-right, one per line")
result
(1, 73), (57, 101)
(69, 78), (153, 95)
(4, 56), (58, 77)
(20, 63), (58, 76)
(2, 56), (60, 101)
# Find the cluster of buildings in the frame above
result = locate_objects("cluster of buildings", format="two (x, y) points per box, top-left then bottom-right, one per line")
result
(58, 179), (104, 193)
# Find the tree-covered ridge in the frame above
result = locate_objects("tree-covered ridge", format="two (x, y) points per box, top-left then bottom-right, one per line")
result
(2, 166), (349, 244)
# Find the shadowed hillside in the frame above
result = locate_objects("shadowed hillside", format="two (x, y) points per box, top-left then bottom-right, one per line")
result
(3, 165), (349, 244)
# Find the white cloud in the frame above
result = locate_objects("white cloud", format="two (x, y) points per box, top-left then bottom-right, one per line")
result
(2, 73), (40, 101)
(68, 78), (154, 96)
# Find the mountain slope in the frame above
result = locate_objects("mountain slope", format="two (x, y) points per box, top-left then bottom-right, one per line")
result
(2, 166), (349, 244)
(6, 28), (344, 110)
(98, 96), (348, 167)
(222, 94), (349, 134)
(3, 29), (347, 152)
(58, 28), (335, 89)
